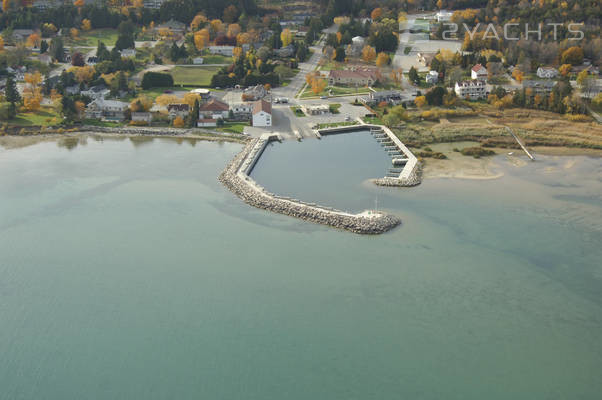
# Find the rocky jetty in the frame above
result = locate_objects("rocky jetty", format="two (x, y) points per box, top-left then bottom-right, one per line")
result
(219, 138), (401, 234)
(374, 163), (423, 187)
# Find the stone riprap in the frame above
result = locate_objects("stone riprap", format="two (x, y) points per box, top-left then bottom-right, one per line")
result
(219, 135), (401, 234)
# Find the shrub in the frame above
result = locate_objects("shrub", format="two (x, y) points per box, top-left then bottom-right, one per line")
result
(141, 72), (174, 90)
(460, 146), (495, 158)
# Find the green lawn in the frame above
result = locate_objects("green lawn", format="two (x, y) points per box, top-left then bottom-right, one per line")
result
(169, 66), (220, 87)
(316, 121), (359, 129)
(10, 107), (61, 126)
(215, 122), (248, 134)
(82, 119), (124, 127)
(290, 106), (305, 117)
(200, 53), (233, 65)
(67, 29), (119, 47)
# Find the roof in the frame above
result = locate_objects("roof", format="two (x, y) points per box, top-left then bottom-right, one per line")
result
(253, 99), (272, 115)
(538, 67), (557, 71)
(472, 64), (487, 73)
(199, 99), (229, 112)
(89, 98), (128, 109)
(167, 103), (190, 111)
(522, 80), (557, 88)
(456, 79), (486, 87)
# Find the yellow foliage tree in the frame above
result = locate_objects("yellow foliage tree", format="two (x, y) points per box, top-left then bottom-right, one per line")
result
(0, 37), (4, 51)
(155, 94), (180, 106)
(311, 77), (327, 95)
(130, 95), (153, 112)
(361, 45), (376, 63)
(333, 16), (350, 25)
(389, 68), (403, 85)
(70, 28), (79, 38)
(376, 52), (390, 67)
(68, 66), (95, 83)
(194, 33), (206, 51)
(183, 93), (201, 107)
(190, 14), (207, 31)
(2, 0), (10, 12)
(227, 23), (241, 38)
(511, 68), (523, 83)
(75, 100), (85, 116)
(558, 64), (572, 76)
(232, 46), (244, 59)
(236, 32), (251, 45)
(281, 28), (293, 47)
(23, 72), (43, 112)
(173, 116), (185, 127)
(414, 96), (427, 108)
(210, 19), (223, 34)
(74, 0), (84, 7)
(336, 31), (342, 44)
(81, 19), (92, 31)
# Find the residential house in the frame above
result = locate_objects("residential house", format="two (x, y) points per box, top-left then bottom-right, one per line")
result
(65, 85), (80, 95)
(85, 98), (129, 121)
(471, 64), (488, 80)
(368, 90), (403, 104)
(199, 99), (229, 120)
(417, 52), (435, 67)
(7, 66), (27, 81)
(252, 99), (272, 127)
(81, 85), (109, 99)
(131, 112), (152, 124)
(426, 70), (439, 84)
(536, 67), (558, 79)
(229, 102), (253, 119)
(454, 80), (487, 100)
(143, 0), (165, 8)
(197, 118), (218, 127)
(296, 26), (309, 37)
(208, 46), (234, 56)
(328, 68), (378, 86)
(242, 84), (267, 101)
(275, 45), (295, 58)
(156, 19), (186, 36)
(120, 49), (136, 58)
(38, 54), (52, 65)
(167, 103), (190, 120)
(193, 57), (204, 65)
(33, 0), (53, 10)
(522, 80), (557, 95)
(12, 29), (34, 42)
(87, 56), (98, 65)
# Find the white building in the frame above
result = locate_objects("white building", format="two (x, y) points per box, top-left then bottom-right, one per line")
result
(85, 99), (129, 121)
(536, 67), (558, 79)
(252, 99), (272, 127)
(455, 80), (486, 100)
(119, 49), (136, 58)
(426, 70), (439, 84)
(436, 10), (453, 22)
(471, 64), (488, 81)
(131, 112), (152, 124)
(193, 57), (204, 65)
(302, 104), (330, 115)
(208, 46), (234, 56)
(143, 0), (165, 9)
(229, 102), (253, 118)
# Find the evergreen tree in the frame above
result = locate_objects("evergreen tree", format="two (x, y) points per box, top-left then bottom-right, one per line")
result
(97, 41), (111, 62)
(50, 37), (64, 62)
(40, 40), (48, 54)
(4, 76), (20, 118)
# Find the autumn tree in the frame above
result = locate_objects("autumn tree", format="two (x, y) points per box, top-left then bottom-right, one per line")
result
(173, 116), (185, 127)
(311, 77), (327, 95)
(0, 37), (3, 51)
(23, 72), (43, 112)
(414, 96), (427, 108)
(560, 46), (584, 66)
(232, 46), (244, 59)
(155, 94), (180, 106)
(371, 8), (382, 20)
(361, 45), (376, 63)
(333, 16), (350, 25)
(194, 32), (206, 51)
(511, 68), (524, 83)
(389, 68), (403, 86)
(190, 14), (207, 31)
(70, 28), (79, 39)
(222, 5), (239, 23)
(236, 32), (251, 45)
(130, 95), (153, 112)
(2, 0), (10, 12)
(81, 19), (92, 31)
(71, 52), (85, 66)
(210, 19), (223, 34)
(376, 52), (390, 67)
(281, 28), (293, 47)
(558, 64), (572, 76)
(227, 23), (241, 38)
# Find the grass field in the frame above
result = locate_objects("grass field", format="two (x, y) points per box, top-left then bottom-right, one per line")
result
(200, 54), (233, 64)
(67, 29), (119, 47)
(169, 66), (220, 87)
(10, 107), (61, 126)
(214, 122), (248, 134)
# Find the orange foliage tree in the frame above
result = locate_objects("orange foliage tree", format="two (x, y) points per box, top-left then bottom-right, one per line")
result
(361, 45), (376, 63)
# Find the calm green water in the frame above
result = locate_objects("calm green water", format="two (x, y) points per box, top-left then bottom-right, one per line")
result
(1, 135), (602, 399)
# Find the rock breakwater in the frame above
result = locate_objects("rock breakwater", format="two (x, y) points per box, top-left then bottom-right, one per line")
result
(219, 137), (401, 234)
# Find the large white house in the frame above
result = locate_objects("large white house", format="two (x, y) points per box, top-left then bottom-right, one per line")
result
(252, 100), (272, 127)
(471, 64), (488, 81)
(455, 80), (487, 100)
(536, 67), (558, 79)
(208, 46), (234, 56)
(436, 10), (453, 22)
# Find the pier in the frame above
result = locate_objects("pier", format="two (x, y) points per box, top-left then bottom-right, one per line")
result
(505, 127), (535, 161)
